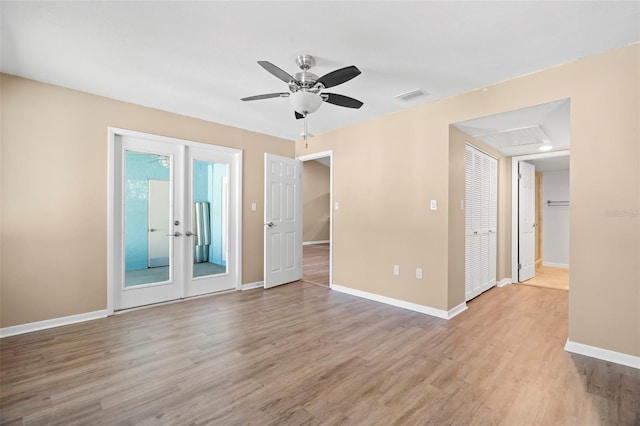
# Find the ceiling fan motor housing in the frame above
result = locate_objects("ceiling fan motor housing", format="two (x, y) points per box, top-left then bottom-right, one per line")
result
(291, 55), (321, 91)
(292, 71), (319, 90)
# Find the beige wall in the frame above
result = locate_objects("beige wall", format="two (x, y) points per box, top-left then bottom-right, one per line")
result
(296, 44), (639, 357)
(303, 160), (330, 242)
(0, 74), (294, 328)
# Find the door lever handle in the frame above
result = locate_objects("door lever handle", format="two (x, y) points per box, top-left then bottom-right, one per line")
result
(265, 222), (274, 228)
(185, 231), (194, 236)
(166, 232), (182, 237)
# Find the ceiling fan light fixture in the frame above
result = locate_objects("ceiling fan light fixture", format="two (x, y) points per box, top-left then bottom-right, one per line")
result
(290, 91), (323, 115)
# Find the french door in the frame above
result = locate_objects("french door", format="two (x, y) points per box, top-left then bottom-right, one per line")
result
(110, 130), (241, 311)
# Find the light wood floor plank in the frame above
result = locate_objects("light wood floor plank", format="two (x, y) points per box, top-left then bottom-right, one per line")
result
(303, 243), (330, 287)
(522, 265), (569, 291)
(1, 282), (639, 425)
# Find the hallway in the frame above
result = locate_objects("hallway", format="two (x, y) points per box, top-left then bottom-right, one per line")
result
(302, 243), (329, 287)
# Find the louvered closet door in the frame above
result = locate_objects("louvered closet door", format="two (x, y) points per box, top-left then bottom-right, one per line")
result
(465, 148), (475, 299)
(465, 145), (497, 302)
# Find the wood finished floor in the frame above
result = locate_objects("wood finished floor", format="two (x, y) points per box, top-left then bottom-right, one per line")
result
(1, 284), (639, 425)
(302, 243), (330, 287)
(522, 266), (570, 291)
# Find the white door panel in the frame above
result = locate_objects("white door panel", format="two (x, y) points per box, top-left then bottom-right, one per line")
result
(518, 161), (536, 282)
(264, 154), (302, 288)
(117, 137), (184, 310)
(185, 147), (238, 297)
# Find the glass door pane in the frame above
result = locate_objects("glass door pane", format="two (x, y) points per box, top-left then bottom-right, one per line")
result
(124, 151), (172, 286)
(192, 159), (229, 278)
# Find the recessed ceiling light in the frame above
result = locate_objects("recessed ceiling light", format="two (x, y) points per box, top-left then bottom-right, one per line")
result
(539, 145), (553, 151)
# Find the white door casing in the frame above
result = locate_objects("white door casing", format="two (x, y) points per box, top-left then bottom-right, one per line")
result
(518, 161), (536, 282)
(264, 153), (302, 288)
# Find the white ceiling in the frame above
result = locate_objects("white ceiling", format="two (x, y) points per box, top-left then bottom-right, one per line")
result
(454, 99), (570, 156)
(2, 1), (639, 141)
(528, 156), (570, 172)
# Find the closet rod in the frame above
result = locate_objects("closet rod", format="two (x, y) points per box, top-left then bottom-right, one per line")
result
(546, 200), (569, 206)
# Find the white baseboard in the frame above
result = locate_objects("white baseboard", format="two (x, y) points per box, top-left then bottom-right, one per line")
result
(497, 278), (512, 287)
(446, 302), (468, 319)
(241, 281), (264, 291)
(303, 240), (330, 246)
(330, 284), (467, 320)
(565, 339), (640, 369)
(0, 310), (108, 339)
(543, 262), (569, 269)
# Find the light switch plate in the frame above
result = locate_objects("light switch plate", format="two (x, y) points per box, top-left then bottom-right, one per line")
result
(430, 200), (437, 210)
(251, 202), (256, 211)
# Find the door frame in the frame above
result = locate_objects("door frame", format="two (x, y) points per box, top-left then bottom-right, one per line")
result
(107, 127), (243, 315)
(296, 150), (334, 287)
(510, 150), (569, 283)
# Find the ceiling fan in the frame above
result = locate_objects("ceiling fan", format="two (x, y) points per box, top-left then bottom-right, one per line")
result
(241, 54), (363, 119)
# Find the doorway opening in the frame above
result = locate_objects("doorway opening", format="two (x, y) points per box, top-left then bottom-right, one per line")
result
(298, 150), (333, 288)
(512, 152), (570, 291)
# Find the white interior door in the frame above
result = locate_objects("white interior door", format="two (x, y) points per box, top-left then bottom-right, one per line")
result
(518, 161), (536, 282)
(148, 179), (170, 267)
(184, 146), (238, 297)
(115, 137), (184, 310)
(264, 153), (302, 288)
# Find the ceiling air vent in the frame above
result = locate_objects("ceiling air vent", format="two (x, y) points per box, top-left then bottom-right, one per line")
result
(395, 89), (428, 101)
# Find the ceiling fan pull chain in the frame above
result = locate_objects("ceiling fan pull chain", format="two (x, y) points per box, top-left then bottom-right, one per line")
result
(304, 116), (308, 148)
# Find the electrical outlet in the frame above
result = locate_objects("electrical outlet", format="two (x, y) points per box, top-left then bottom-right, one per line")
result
(416, 268), (423, 279)
(393, 265), (400, 276)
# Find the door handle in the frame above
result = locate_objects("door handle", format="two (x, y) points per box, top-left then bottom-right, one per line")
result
(166, 232), (182, 237)
(185, 231), (194, 236)
(265, 222), (274, 228)
(149, 228), (158, 232)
